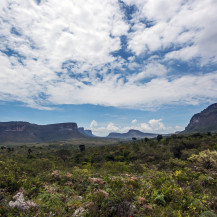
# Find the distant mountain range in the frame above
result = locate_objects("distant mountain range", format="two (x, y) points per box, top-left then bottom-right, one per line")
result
(0, 122), (94, 143)
(108, 103), (217, 138)
(107, 129), (158, 139)
(1, 103), (216, 143)
(182, 103), (217, 134)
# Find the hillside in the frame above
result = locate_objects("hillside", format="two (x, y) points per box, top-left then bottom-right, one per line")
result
(0, 122), (86, 143)
(107, 129), (157, 139)
(183, 103), (217, 134)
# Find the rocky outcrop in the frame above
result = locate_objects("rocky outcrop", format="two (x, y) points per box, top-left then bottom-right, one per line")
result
(183, 103), (217, 134)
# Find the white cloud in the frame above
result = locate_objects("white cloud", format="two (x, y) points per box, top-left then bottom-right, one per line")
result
(90, 120), (98, 128)
(132, 119), (137, 124)
(126, 0), (217, 63)
(107, 122), (119, 131)
(46, 72), (217, 109)
(140, 122), (152, 131)
(0, 0), (217, 110)
(0, 0), (129, 69)
(165, 46), (198, 61)
(0, 0), (129, 108)
(148, 119), (166, 131)
(140, 119), (168, 132)
(128, 61), (168, 82)
(90, 121), (119, 136)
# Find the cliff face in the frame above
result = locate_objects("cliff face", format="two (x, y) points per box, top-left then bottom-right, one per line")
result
(78, 127), (96, 137)
(184, 103), (217, 133)
(0, 122), (85, 143)
(84, 130), (95, 137)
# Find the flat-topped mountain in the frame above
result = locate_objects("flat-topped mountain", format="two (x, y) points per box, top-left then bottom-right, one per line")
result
(0, 122), (86, 143)
(107, 129), (157, 139)
(183, 103), (217, 134)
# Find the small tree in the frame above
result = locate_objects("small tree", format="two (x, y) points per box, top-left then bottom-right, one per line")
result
(157, 135), (163, 142)
(1, 146), (6, 150)
(7, 147), (12, 153)
(144, 137), (149, 142)
(28, 148), (32, 155)
(171, 145), (183, 159)
(79, 145), (86, 152)
(132, 137), (137, 141)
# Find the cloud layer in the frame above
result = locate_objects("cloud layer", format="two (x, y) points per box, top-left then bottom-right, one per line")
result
(0, 0), (217, 110)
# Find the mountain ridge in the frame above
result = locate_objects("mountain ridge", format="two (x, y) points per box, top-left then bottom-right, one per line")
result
(182, 103), (217, 134)
(107, 129), (158, 139)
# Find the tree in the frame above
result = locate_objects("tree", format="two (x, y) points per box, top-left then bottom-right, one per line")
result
(132, 137), (137, 141)
(144, 137), (149, 142)
(1, 146), (6, 150)
(28, 148), (32, 155)
(79, 145), (86, 152)
(157, 135), (163, 142)
(7, 147), (12, 153)
(171, 143), (184, 159)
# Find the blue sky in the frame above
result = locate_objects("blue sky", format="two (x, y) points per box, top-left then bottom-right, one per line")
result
(0, 0), (217, 136)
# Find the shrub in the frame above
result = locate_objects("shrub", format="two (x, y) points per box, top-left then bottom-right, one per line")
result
(168, 158), (187, 169)
(188, 150), (217, 169)
(200, 211), (217, 217)
(154, 194), (166, 206)
(157, 135), (163, 142)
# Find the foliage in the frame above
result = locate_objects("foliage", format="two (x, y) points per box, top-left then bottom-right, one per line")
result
(0, 133), (217, 216)
(188, 149), (217, 169)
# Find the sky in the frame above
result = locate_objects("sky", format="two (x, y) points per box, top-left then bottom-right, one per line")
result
(0, 0), (217, 136)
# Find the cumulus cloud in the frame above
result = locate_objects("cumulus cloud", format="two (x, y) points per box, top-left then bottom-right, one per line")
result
(126, 0), (217, 63)
(90, 121), (120, 136)
(107, 122), (119, 131)
(90, 119), (184, 136)
(148, 119), (166, 131)
(0, 0), (217, 110)
(132, 119), (137, 124)
(90, 120), (98, 128)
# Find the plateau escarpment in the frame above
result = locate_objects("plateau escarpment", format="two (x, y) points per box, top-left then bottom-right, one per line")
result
(0, 122), (86, 143)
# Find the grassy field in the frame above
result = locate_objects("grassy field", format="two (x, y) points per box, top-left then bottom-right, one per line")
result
(1, 133), (217, 216)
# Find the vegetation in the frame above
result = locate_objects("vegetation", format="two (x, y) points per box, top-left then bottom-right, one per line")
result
(1, 133), (217, 216)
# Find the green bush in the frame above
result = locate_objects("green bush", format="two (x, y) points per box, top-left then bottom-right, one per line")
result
(188, 150), (217, 169)
(200, 211), (217, 217)
(154, 194), (166, 206)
